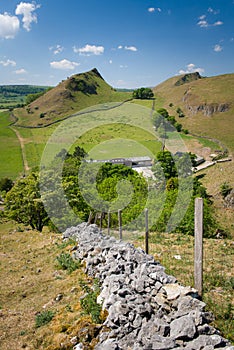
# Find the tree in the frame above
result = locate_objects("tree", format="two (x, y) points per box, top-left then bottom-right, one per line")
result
(176, 107), (185, 118)
(0, 177), (13, 194)
(133, 87), (154, 99)
(72, 146), (87, 159)
(5, 170), (48, 231)
(154, 151), (177, 180)
(156, 108), (169, 119)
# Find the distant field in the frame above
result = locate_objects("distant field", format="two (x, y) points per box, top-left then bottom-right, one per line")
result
(0, 111), (23, 179)
(1, 99), (224, 180)
(0, 85), (49, 109)
(76, 123), (161, 158)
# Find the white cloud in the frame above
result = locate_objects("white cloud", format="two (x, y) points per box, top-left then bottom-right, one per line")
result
(49, 44), (64, 55)
(14, 68), (27, 74)
(197, 19), (209, 28)
(214, 44), (223, 52)
(50, 59), (80, 70)
(124, 46), (137, 52)
(178, 63), (204, 75)
(213, 20), (223, 26)
(197, 18), (223, 28)
(120, 65), (128, 68)
(0, 59), (16, 67)
(73, 44), (104, 56)
(199, 14), (206, 20)
(148, 7), (161, 13)
(197, 11), (223, 28)
(109, 60), (113, 64)
(118, 45), (123, 49)
(15, 2), (41, 31)
(0, 12), (20, 39)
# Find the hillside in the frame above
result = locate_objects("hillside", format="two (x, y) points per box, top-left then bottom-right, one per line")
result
(153, 73), (234, 154)
(14, 68), (131, 127)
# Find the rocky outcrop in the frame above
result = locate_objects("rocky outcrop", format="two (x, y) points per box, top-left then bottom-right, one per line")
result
(175, 72), (202, 86)
(182, 90), (230, 116)
(186, 103), (230, 116)
(63, 223), (234, 350)
(224, 189), (234, 209)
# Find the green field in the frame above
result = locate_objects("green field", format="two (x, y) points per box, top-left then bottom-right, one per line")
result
(0, 112), (23, 179)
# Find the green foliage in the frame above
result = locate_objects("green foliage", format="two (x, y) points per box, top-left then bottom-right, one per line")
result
(56, 253), (80, 273)
(80, 280), (102, 323)
(220, 182), (232, 198)
(95, 163), (148, 225)
(72, 145), (87, 159)
(152, 151), (218, 237)
(154, 108), (184, 134)
(66, 76), (98, 94)
(35, 310), (55, 328)
(25, 88), (52, 105)
(133, 87), (154, 99)
(154, 151), (177, 180)
(4, 170), (48, 231)
(156, 108), (169, 119)
(176, 107), (185, 117)
(0, 177), (13, 193)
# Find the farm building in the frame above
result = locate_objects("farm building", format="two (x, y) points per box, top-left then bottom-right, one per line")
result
(87, 156), (152, 168)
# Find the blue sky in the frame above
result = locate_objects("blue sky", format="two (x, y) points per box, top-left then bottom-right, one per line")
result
(0, 0), (233, 88)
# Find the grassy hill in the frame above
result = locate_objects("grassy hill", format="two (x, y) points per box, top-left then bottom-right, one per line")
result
(153, 73), (234, 155)
(14, 68), (131, 127)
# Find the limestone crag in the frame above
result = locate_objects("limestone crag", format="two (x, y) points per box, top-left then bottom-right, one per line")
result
(182, 89), (230, 116)
(63, 223), (234, 350)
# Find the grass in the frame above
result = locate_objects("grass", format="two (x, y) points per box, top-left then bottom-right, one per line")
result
(154, 73), (234, 155)
(199, 161), (234, 237)
(0, 221), (104, 349)
(0, 111), (23, 179)
(14, 69), (132, 127)
(0, 217), (233, 348)
(77, 123), (161, 158)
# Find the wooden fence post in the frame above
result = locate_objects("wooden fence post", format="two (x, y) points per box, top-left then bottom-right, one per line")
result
(145, 208), (149, 254)
(118, 209), (122, 240)
(194, 197), (204, 297)
(107, 211), (111, 236)
(94, 213), (98, 224)
(99, 212), (103, 233)
(87, 211), (93, 226)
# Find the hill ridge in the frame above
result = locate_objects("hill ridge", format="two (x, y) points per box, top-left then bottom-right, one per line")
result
(14, 68), (131, 127)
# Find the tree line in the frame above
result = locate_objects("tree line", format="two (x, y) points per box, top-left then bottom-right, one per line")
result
(0, 146), (222, 238)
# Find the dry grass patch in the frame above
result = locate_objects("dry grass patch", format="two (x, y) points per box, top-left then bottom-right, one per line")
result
(0, 222), (104, 350)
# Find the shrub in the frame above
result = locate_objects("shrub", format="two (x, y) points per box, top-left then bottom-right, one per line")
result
(220, 182), (232, 198)
(35, 310), (55, 328)
(80, 281), (102, 323)
(56, 253), (80, 273)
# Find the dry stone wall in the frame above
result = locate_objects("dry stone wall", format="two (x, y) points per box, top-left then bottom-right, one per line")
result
(63, 223), (234, 350)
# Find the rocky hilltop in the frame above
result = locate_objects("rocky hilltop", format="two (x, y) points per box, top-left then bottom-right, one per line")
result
(14, 68), (130, 127)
